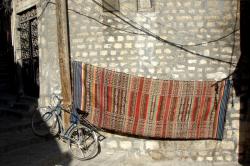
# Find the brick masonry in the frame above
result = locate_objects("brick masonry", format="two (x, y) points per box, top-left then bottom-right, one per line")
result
(13, 0), (243, 164)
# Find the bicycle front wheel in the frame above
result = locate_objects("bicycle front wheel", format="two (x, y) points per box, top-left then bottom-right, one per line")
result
(68, 125), (99, 160)
(31, 107), (59, 137)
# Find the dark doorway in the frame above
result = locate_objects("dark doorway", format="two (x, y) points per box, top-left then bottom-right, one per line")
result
(0, 0), (15, 94)
(18, 6), (39, 97)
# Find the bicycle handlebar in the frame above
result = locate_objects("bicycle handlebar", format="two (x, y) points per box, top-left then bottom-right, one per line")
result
(50, 94), (90, 122)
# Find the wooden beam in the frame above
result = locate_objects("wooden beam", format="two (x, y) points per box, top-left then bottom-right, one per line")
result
(55, 0), (72, 126)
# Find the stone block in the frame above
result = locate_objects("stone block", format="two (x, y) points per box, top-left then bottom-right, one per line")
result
(184, 2), (191, 7)
(117, 36), (124, 41)
(100, 50), (108, 56)
(192, 141), (206, 150)
(177, 65), (185, 69)
(176, 141), (191, 150)
(145, 141), (160, 150)
(114, 43), (122, 49)
(220, 141), (235, 150)
(125, 43), (132, 48)
(188, 67), (195, 71)
(106, 140), (118, 149)
(77, 45), (85, 49)
(198, 151), (208, 156)
(196, 157), (204, 161)
(233, 102), (241, 110)
(120, 141), (132, 150)
(107, 37), (115, 42)
(188, 59), (197, 64)
(89, 51), (97, 56)
(138, 36), (146, 41)
(149, 150), (165, 160)
(199, 60), (207, 65)
(126, 36), (135, 41)
(232, 120), (239, 129)
(227, 130), (233, 138)
(216, 156), (224, 161)
(110, 50), (116, 56)
(160, 141), (176, 151)
(206, 157), (213, 161)
(155, 49), (162, 54)
(133, 140), (145, 149)
(164, 49), (171, 54)
(204, 50), (210, 56)
(222, 47), (232, 53)
(225, 155), (233, 161)
(135, 43), (145, 48)
(205, 141), (218, 150)
(139, 50), (145, 55)
(147, 42), (154, 47)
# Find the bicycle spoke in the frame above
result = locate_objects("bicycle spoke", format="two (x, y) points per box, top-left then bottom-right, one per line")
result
(79, 144), (85, 158)
(68, 126), (99, 160)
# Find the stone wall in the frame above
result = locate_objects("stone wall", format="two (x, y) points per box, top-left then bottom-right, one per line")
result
(65, 0), (241, 162)
(14, 0), (243, 164)
(68, 0), (240, 81)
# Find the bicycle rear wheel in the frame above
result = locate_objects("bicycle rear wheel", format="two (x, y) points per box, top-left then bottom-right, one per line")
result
(68, 125), (99, 160)
(31, 107), (59, 137)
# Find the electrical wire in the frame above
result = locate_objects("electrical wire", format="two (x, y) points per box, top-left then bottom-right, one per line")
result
(43, 0), (239, 50)
(39, 0), (238, 65)
(71, 0), (133, 29)
(43, 1), (146, 35)
(92, 0), (236, 66)
(176, 29), (239, 47)
(100, 0), (239, 48)
(37, 0), (51, 20)
(211, 0), (239, 86)
(116, 0), (240, 47)
(95, 0), (240, 48)
(67, 8), (146, 35)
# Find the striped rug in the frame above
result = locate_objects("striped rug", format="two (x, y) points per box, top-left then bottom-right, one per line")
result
(72, 61), (231, 139)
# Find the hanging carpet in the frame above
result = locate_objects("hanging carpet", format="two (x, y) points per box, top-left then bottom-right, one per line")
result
(72, 61), (231, 140)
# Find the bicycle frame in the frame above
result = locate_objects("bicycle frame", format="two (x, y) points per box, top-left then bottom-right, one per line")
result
(49, 94), (105, 141)
(50, 105), (78, 140)
(50, 94), (101, 136)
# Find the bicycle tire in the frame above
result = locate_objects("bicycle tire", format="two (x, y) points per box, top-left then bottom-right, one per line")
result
(31, 107), (59, 137)
(68, 125), (99, 160)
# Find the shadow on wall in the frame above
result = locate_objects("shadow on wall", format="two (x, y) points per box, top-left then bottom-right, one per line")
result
(233, 0), (250, 165)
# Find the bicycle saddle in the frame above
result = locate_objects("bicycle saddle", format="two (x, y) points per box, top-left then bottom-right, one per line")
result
(76, 108), (89, 118)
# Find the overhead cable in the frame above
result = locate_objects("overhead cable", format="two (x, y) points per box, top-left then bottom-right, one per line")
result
(92, 0), (236, 66)
(116, 0), (240, 47)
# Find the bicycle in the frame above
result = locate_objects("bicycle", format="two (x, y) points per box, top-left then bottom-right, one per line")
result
(31, 95), (103, 160)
